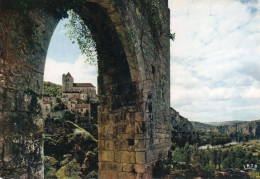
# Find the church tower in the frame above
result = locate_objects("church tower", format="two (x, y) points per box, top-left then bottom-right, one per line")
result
(62, 72), (74, 92)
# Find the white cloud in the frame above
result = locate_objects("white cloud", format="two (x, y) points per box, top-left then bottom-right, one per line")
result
(169, 0), (260, 122)
(44, 55), (97, 87)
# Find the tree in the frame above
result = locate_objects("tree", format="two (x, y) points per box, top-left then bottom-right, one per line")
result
(217, 150), (222, 171)
(64, 10), (97, 64)
(172, 147), (186, 163)
(183, 143), (192, 164)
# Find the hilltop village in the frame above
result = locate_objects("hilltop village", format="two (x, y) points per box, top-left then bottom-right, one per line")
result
(41, 72), (97, 117)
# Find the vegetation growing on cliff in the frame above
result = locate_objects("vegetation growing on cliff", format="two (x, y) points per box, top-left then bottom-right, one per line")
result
(44, 81), (62, 97)
(44, 112), (98, 178)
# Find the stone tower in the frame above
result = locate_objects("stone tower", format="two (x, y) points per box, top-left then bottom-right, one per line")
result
(62, 72), (74, 92)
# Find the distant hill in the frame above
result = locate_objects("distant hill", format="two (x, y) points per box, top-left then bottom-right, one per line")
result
(206, 120), (245, 126)
(191, 121), (213, 131)
(44, 81), (62, 97)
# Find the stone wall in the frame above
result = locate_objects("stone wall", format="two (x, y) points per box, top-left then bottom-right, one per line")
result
(0, 0), (171, 178)
(0, 3), (59, 178)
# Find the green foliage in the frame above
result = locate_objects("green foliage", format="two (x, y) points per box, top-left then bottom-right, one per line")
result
(63, 110), (76, 123)
(153, 154), (173, 178)
(44, 81), (62, 97)
(53, 103), (66, 111)
(64, 10), (96, 64)
(248, 171), (260, 178)
(172, 147), (186, 163)
(86, 171), (98, 179)
(200, 164), (215, 178)
(56, 155), (81, 179)
(44, 156), (59, 178)
(44, 111), (98, 178)
(210, 136), (232, 146)
(66, 120), (97, 142)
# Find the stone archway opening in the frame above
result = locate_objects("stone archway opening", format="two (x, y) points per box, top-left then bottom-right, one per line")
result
(42, 15), (99, 178)
(0, 1), (171, 178)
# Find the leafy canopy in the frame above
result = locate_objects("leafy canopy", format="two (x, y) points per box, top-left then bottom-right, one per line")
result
(64, 10), (97, 64)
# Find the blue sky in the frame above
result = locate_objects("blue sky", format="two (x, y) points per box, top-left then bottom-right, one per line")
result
(44, 0), (260, 122)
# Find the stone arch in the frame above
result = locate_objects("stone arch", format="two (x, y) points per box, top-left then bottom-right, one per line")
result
(0, 1), (171, 178)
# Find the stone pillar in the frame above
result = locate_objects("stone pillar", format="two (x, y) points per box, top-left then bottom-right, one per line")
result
(0, 6), (59, 178)
(78, 1), (171, 178)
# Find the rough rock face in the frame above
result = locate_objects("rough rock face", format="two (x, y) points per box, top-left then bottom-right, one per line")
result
(221, 120), (260, 138)
(0, 0), (171, 178)
(170, 107), (197, 146)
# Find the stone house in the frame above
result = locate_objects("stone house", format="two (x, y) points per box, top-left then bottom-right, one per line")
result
(64, 98), (91, 116)
(41, 72), (96, 117)
(41, 96), (56, 116)
(62, 72), (97, 102)
(61, 72), (97, 116)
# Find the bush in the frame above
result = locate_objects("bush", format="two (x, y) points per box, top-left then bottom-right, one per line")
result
(200, 164), (215, 178)
(56, 156), (81, 179)
(86, 171), (98, 179)
(44, 156), (59, 178)
(153, 155), (173, 178)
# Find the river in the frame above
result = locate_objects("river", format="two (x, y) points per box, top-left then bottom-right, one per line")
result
(199, 141), (239, 149)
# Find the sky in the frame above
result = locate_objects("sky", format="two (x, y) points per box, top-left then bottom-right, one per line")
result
(44, 0), (260, 123)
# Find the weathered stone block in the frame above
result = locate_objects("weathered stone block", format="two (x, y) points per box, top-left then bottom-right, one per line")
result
(136, 152), (146, 164)
(122, 163), (133, 172)
(126, 122), (135, 134)
(135, 112), (144, 122)
(105, 140), (115, 150)
(135, 134), (145, 140)
(135, 122), (145, 134)
(134, 164), (146, 173)
(135, 140), (146, 151)
(99, 171), (118, 179)
(118, 172), (135, 179)
(105, 124), (114, 136)
(106, 162), (118, 170)
(98, 140), (105, 150)
(120, 151), (135, 163)
(99, 162), (106, 170)
(101, 151), (115, 162)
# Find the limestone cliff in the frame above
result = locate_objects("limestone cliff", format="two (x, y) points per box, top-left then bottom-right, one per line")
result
(215, 120), (260, 138)
(170, 107), (197, 146)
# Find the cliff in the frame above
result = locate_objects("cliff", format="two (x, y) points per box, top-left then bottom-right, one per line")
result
(192, 119), (260, 140)
(170, 107), (197, 146)
(215, 120), (260, 138)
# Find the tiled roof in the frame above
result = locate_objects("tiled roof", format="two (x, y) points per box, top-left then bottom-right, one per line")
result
(75, 104), (90, 109)
(66, 72), (72, 77)
(73, 83), (94, 87)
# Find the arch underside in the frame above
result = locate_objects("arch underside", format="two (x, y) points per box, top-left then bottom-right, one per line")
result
(0, 0), (170, 178)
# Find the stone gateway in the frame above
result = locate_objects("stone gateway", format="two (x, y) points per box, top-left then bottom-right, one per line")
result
(0, 0), (171, 178)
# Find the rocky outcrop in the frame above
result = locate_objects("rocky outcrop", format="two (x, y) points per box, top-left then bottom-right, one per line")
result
(170, 107), (197, 146)
(220, 120), (260, 138)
